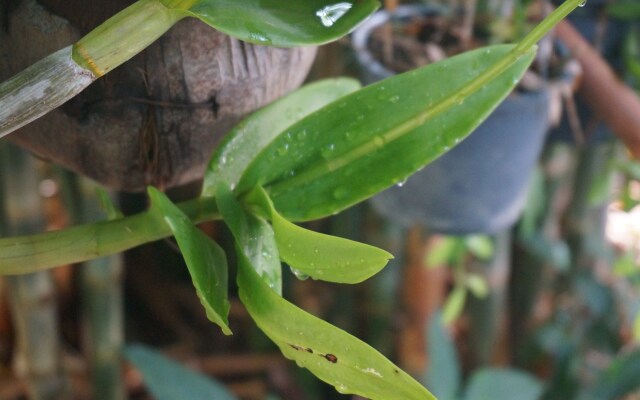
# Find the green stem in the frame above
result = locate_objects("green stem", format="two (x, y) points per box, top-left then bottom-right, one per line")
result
(0, 196), (219, 275)
(73, 0), (186, 76)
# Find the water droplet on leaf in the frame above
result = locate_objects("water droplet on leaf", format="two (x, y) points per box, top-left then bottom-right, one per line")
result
(290, 267), (310, 280)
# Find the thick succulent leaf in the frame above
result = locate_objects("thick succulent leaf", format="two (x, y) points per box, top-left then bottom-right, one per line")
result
(238, 44), (537, 221)
(236, 246), (435, 400)
(272, 210), (392, 283)
(125, 344), (237, 400)
(203, 78), (362, 196)
(172, 0), (380, 46)
(246, 186), (392, 283)
(148, 188), (231, 335)
(215, 184), (282, 294)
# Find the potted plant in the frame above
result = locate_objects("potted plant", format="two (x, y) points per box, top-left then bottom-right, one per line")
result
(0, 0), (587, 397)
(353, 0), (568, 234)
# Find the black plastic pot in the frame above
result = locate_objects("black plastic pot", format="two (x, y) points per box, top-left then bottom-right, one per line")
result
(352, 5), (551, 235)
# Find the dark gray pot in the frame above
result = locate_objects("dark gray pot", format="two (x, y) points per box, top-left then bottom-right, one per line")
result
(353, 6), (551, 234)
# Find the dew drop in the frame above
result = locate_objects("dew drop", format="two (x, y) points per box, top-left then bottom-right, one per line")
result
(389, 95), (400, 103)
(277, 144), (289, 156)
(290, 267), (310, 280)
(316, 2), (353, 27)
(578, 0), (586, 6)
(396, 179), (407, 188)
(321, 143), (336, 158)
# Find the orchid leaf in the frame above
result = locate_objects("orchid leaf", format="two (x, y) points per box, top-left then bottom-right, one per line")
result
(215, 184), (282, 294)
(235, 241), (435, 400)
(238, 44), (537, 221)
(204, 78), (362, 196)
(246, 186), (392, 283)
(148, 188), (231, 335)
(166, 0), (380, 46)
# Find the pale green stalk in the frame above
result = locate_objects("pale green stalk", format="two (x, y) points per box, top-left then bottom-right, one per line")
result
(0, 46), (95, 139)
(0, 196), (218, 274)
(0, 0), (189, 139)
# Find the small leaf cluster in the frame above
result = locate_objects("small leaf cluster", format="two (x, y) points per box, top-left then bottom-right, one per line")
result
(140, 37), (534, 397)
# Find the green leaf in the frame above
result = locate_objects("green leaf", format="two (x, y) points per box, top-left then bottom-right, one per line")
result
(236, 248), (435, 400)
(465, 274), (490, 299)
(623, 28), (640, 82)
(148, 188), (231, 335)
(588, 349), (640, 399)
(424, 313), (462, 400)
(246, 186), (393, 284)
(125, 344), (237, 400)
(607, 1), (640, 20)
(204, 78), (362, 196)
(634, 313), (640, 342)
(442, 287), (467, 325)
(617, 159), (640, 181)
(171, 0), (380, 46)
(463, 368), (544, 400)
(238, 44), (537, 221)
(95, 188), (123, 220)
(465, 235), (494, 260)
(424, 236), (461, 268)
(215, 184), (282, 294)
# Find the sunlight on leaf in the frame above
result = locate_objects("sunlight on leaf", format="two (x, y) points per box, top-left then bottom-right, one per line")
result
(148, 188), (231, 335)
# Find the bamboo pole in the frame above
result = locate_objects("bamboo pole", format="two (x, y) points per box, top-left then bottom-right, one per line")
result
(0, 143), (69, 399)
(57, 169), (125, 400)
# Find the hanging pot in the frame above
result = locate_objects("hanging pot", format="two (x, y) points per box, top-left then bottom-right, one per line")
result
(0, 0), (317, 191)
(352, 5), (551, 235)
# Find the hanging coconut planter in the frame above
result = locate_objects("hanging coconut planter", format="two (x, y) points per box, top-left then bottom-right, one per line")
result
(0, 0), (316, 191)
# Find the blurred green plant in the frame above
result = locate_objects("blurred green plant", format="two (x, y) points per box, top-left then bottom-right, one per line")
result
(425, 235), (493, 324)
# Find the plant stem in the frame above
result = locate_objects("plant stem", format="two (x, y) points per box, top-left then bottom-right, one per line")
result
(0, 195), (219, 275)
(1, 144), (70, 399)
(0, 46), (95, 139)
(58, 170), (125, 400)
(73, 0), (185, 77)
